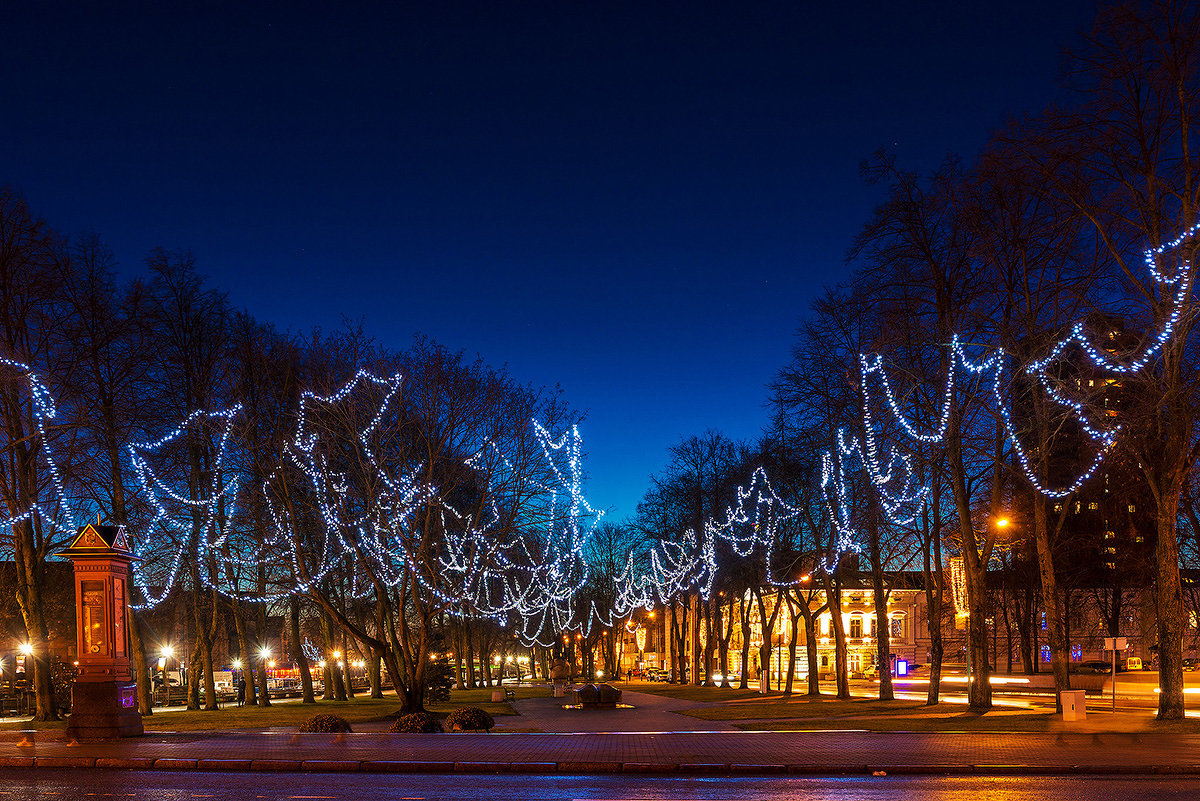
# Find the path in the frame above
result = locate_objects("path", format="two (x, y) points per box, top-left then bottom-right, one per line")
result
(501, 688), (739, 732)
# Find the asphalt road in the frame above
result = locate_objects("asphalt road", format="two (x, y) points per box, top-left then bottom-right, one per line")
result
(2, 770), (1199, 800)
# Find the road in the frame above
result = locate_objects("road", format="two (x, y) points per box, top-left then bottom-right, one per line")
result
(1, 770), (1198, 801)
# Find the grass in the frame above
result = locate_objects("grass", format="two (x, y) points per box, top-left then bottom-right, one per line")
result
(633, 680), (1200, 734)
(0, 685), (552, 732)
(680, 697), (930, 721)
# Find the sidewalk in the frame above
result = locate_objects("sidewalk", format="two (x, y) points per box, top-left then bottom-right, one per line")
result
(0, 727), (1197, 775)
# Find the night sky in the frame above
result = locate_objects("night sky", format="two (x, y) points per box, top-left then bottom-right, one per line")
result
(2, 1), (1097, 521)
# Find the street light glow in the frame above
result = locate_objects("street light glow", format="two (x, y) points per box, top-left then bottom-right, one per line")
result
(161, 645), (174, 659)
(19, 642), (33, 656)
(258, 646), (271, 660)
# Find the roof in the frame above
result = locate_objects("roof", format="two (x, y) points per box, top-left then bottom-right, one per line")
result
(58, 523), (134, 558)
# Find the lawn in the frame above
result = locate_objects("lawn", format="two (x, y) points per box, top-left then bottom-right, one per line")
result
(679, 697), (931, 720)
(0, 685), (551, 732)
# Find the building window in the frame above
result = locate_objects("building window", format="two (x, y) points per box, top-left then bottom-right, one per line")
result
(1088, 502), (1099, 510)
(1071, 644), (1082, 662)
(890, 616), (905, 640)
(821, 655), (829, 668)
(849, 616), (863, 639)
(1040, 644), (1051, 664)
(849, 653), (862, 673)
(1041, 611), (1047, 631)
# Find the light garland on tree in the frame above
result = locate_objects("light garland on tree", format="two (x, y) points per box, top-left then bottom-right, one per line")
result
(0, 357), (77, 558)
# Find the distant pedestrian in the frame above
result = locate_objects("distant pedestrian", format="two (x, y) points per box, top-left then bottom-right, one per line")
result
(237, 678), (246, 707)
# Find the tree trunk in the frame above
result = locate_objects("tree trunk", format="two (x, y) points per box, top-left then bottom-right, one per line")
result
(1156, 500), (1186, 720)
(232, 599), (257, 706)
(129, 610), (154, 716)
(1032, 498), (1070, 711)
(289, 598), (315, 703)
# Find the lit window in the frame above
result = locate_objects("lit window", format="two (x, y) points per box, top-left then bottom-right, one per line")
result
(849, 616), (863, 639)
(1089, 502), (1099, 510)
(1071, 644), (1082, 661)
(890, 616), (905, 639)
(1128, 504), (1136, 513)
(1054, 503), (1063, 512)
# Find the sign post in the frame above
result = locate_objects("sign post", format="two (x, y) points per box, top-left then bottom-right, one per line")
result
(1103, 636), (1127, 713)
(60, 522), (143, 739)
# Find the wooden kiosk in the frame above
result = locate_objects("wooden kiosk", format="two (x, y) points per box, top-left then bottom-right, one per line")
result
(60, 523), (143, 739)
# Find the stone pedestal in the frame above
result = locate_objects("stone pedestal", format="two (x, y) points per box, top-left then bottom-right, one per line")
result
(66, 681), (143, 740)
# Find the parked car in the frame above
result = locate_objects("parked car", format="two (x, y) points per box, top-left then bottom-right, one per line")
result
(1071, 660), (1114, 674)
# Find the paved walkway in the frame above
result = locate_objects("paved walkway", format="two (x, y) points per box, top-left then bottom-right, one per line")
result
(502, 689), (740, 732)
(0, 728), (1198, 775)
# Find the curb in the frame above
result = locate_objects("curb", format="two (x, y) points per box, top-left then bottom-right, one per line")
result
(0, 758), (1197, 776)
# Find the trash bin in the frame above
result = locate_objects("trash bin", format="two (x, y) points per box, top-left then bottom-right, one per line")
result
(1061, 689), (1087, 721)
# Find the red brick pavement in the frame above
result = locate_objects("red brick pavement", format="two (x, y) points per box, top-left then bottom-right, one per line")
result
(0, 729), (1197, 774)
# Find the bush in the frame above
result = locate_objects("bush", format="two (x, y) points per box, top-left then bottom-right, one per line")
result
(389, 712), (443, 733)
(298, 713), (353, 733)
(444, 706), (494, 732)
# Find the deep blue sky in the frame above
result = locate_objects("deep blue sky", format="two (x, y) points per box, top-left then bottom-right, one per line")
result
(2, 1), (1097, 521)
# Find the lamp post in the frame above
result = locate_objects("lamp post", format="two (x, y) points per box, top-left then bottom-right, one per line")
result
(259, 647), (272, 700)
(231, 659), (243, 706)
(161, 646), (174, 708)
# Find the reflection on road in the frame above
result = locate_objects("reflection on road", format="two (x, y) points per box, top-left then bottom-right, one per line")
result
(0, 771), (1197, 801)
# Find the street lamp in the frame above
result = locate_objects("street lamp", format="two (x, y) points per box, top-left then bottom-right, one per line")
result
(161, 645), (174, 707)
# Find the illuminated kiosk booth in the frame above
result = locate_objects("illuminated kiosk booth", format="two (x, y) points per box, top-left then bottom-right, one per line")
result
(60, 523), (143, 739)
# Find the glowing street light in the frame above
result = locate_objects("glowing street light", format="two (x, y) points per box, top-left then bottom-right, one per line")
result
(159, 645), (175, 707)
(19, 642), (34, 657)
(258, 646), (271, 660)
